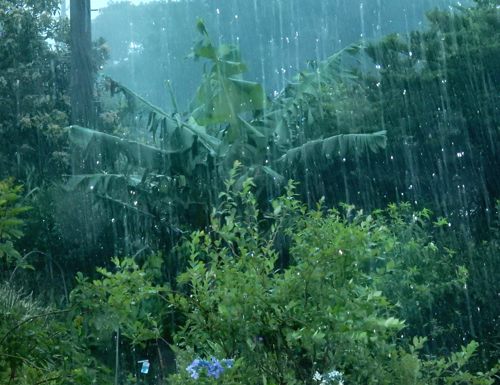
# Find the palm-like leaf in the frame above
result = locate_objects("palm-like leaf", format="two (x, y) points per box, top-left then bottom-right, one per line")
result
(108, 78), (221, 154)
(277, 130), (387, 168)
(69, 125), (184, 170)
(265, 42), (367, 150)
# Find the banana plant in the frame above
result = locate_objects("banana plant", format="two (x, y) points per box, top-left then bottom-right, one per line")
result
(65, 20), (387, 248)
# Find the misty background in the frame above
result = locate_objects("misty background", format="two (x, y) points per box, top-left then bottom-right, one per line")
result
(91, 0), (470, 110)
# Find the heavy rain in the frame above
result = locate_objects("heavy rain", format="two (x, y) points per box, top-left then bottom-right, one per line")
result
(0, 0), (499, 384)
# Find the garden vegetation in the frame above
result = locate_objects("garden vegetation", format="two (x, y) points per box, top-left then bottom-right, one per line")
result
(0, 0), (499, 384)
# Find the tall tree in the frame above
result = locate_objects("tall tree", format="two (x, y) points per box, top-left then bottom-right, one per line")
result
(70, 0), (94, 127)
(0, 0), (71, 183)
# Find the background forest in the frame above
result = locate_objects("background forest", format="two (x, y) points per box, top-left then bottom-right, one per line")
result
(0, 0), (499, 384)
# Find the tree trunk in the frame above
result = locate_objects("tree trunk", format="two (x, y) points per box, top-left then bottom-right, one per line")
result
(70, 0), (94, 127)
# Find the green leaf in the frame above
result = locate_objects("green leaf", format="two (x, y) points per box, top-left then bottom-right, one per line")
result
(192, 78), (266, 125)
(278, 130), (387, 167)
(69, 125), (182, 170)
(106, 78), (220, 155)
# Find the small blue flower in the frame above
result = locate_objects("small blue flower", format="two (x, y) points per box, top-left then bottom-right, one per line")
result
(207, 357), (224, 379)
(186, 357), (234, 380)
(186, 358), (204, 379)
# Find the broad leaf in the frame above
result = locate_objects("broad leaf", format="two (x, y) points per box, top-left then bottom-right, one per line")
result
(107, 78), (221, 154)
(278, 130), (387, 167)
(68, 125), (182, 171)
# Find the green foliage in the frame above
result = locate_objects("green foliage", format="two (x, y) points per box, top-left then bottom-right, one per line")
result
(0, 0), (112, 301)
(361, 1), (500, 364)
(69, 124), (188, 171)
(363, 1), (499, 217)
(190, 20), (266, 126)
(0, 283), (97, 385)
(64, 22), (386, 261)
(69, 255), (172, 385)
(0, 179), (30, 270)
(0, 0), (71, 184)
(278, 130), (387, 168)
(168, 171), (498, 385)
(369, 204), (465, 341)
(92, 0), (448, 111)
(389, 338), (498, 385)
(0, 1), (498, 384)
(265, 43), (365, 148)
(70, 255), (168, 347)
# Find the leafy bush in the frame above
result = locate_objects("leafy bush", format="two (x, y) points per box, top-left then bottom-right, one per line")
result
(71, 256), (168, 347)
(70, 255), (170, 384)
(168, 169), (498, 385)
(369, 204), (466, 346)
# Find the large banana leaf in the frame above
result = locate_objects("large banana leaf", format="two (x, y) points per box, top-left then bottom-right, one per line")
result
(68, 125), (183, 171)
(63, 173), (156, 217)
(189, 20), (266, 127)
(277, 42), (364, 100)
(264, 42), (366, 150)
(192, 77), (266, 126)
(277, 130), (387, 167)
(63, 172), (197, 217)
(107, 78), (221, 154)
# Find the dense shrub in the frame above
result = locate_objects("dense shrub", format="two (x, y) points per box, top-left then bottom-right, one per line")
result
(167, 169), (498, 385)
